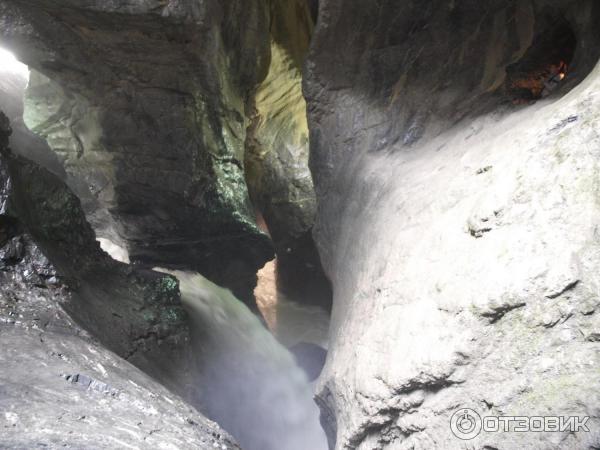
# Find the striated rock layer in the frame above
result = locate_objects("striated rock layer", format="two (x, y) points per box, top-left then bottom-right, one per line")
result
(305, 1), (600, 448)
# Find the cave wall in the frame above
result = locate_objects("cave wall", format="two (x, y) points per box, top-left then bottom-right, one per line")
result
(0, 178), (236, 450)
(4, 0), (600, 448)
(0, 2), (331, 447)
(0, 0), (334, 308)
(0, 111), (200, 403)
(304, 0), (600, 448)
(245, 0), (331, 307)
(23, 70), (123, 246)
(0, 0), (275, 302)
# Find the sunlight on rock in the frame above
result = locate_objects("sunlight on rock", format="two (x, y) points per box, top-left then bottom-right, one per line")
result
(97, 238), (130, 264)
(0, 47), (28, 78)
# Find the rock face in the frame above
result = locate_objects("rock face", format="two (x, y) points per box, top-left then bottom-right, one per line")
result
(0, 0), (332, 308)
(1, 110), (206, 409)
(0, 246), (239, 450)
(304, 1), (600, 448)
(245, 0), (331, 308)
(0, 255), (238, 450)
(5, 0), (600, 449)
(1, 0), (275, 302)
(0, 113), (238, 449)
(0, 1), (331, 447)
(0, 285), (239, 450)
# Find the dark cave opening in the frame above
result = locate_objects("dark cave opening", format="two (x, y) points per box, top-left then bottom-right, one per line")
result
(506, 16), (577, 103)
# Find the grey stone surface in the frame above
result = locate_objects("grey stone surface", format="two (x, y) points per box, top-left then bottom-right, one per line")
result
(0, 0), (332, 308)
(0, 0), (274, 302)
(304, 1), (600, 448)
(1, 111), (208, 422)
(245, 0), (331, 309)
(0, 258), (238, 450)
(0, 1), (333, 447)
(0, 116), (238, 448)
(3, 0), (600, 449)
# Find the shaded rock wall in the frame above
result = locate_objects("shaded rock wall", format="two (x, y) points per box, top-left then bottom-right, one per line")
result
(0, 0), (274, 302)
(1, 111), (239, 448)
(305, 0), (600, 448)
(245, 0), (331, 308)
(1, 0), (333, 309)
(0, 2), (334, 445)
(23, 70), (124, 249)
(0, 112), (198, 404)
(0, 236), (238, 450)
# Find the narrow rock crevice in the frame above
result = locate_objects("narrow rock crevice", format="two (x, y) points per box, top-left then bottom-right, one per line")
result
(245, 0), (332, 312)
(1, 2), (333, 449)
(4, 1), (600, 449)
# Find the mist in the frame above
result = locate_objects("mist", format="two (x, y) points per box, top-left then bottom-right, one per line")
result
(156, 269), (328, 450)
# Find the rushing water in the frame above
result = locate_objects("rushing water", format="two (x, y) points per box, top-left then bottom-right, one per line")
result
(157, 269), (328, 450)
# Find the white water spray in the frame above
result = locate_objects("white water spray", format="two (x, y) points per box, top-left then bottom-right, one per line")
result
(156, 269), (328, 450)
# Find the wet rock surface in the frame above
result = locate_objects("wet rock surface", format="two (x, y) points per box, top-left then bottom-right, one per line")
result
(1, 0), (275, 302)
(3, 0), (600, 449)
(1, 112), (240, 448)
(1, 118), (194, 397)
(0, 0), (334, 309)
(304, 1), (600, 448)
(245, 0), (331, 309)
(0, 0), (331, 446)
(0, 261), (238, 450)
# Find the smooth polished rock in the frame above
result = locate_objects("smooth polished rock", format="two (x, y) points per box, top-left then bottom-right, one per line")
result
(304, 1), (600, 448)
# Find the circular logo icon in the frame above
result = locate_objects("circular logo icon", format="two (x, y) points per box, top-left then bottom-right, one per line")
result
(450, 408), (482, 440)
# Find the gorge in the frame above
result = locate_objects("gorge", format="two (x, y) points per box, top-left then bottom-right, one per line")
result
(1, 1), (600, 449)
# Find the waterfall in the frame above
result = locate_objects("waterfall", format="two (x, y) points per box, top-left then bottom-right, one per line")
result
(156, 269), (328, 450)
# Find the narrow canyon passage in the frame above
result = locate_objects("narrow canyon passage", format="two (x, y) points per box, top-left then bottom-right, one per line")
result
(2, 1), (600, 450)
(1, 43), (331, 450)
(0, 1), (333, 448)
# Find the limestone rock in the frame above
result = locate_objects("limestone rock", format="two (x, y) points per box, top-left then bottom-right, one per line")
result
(1, 0), (274, 302)
(0, 252), (238, 450)
(304, 1), (600, 448)
(245, 0), (331, 308)
(0, 111), (202, 411)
